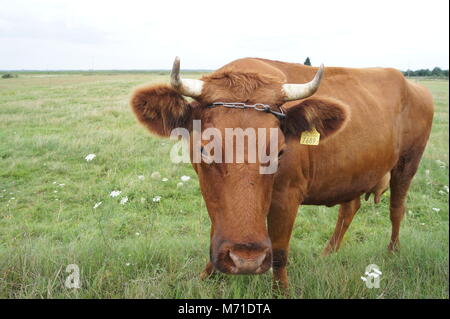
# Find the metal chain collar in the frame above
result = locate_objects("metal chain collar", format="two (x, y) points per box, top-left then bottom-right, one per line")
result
(207, 102), (286, 120)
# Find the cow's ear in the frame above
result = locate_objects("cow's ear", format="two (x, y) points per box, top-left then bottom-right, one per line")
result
(282, 97), (349, 141)
(130, 84), (194, 137)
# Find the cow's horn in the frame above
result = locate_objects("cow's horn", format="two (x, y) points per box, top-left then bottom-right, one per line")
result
(170, 56), (204, 97)
(282, 64), (324, 101)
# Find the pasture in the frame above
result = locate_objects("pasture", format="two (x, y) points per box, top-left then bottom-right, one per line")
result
(0, 72), (448, 298)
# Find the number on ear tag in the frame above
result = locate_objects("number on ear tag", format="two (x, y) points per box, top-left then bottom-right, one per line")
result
(300, 127), (320, 145)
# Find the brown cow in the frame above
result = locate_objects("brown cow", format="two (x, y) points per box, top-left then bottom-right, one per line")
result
(130, 57), (434, 289)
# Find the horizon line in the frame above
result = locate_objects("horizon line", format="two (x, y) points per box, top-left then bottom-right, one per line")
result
(0, 69), (213, 72)
(1, 66), (448, 72)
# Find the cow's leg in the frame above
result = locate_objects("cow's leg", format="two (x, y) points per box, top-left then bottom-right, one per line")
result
(200, 262), (215, 280)
(388, 149), (424, 252)
(267, 189), (300, 290)
(322, 197), (361, 256)
(200, 225), (215, 279)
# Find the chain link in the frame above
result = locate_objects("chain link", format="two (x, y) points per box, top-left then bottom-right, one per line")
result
(208, 102), (286, 120)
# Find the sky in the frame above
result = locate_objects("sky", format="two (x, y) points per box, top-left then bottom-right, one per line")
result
(0, 0), (448, 70)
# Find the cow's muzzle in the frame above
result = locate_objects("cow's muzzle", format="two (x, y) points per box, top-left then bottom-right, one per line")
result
(212, 241), (272, 275)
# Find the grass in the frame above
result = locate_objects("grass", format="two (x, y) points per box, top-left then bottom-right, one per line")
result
(0, 72), (448, 299)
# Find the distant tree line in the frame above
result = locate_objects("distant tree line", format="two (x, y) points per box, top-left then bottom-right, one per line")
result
(2, 73), (18, 79)
(402, 67), (448, 77)
(303, 57), (448, 78)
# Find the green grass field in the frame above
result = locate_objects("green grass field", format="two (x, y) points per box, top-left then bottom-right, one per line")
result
(0, 72), (448, 298)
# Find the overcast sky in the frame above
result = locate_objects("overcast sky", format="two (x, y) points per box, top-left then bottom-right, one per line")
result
(0, 0), (448, 70)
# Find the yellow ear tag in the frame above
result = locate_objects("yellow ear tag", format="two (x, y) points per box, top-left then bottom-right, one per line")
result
(300, 127), (320, 145)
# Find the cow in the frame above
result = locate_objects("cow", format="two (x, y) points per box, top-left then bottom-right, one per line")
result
(130, 57), (434, 289)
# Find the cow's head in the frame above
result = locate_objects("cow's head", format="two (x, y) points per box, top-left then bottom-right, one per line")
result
(130, 57), (348, 275)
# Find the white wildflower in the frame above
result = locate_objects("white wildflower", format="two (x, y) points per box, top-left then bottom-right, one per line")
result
(53, 190), (58, 193)
(439, 190), (446, 195)
(135, 232), (140, 236)
(52, 182), (57, 185)
(110, 190), (122, 197)
(177, 182), (184, 188)
(444, 186), (449, 193)
(120, 196), (128, 205)
(432, 207), (440, 212)
(180, 175), (190, 182)
(152, 196), (161, 203)
(151, 171), (161, 179)
(138, 175), (145, 181)
(125, 263), (131, 266)
(93, 202), (102, 209)
(162, 178), (168, 182)
(85, 154), (96, 161)
(140, 197), (146, 203)
(59, 183), (65, 187)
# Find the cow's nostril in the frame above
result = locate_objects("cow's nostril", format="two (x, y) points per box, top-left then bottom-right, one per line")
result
(228, 248), (269, 274)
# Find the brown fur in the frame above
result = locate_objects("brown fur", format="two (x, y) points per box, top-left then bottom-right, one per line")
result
(284, 97), (350, 139)
(130, 84), (193, 136)
(130, 57), (434, 289)
(200, 67), (285, 105)
(201, 71), (282, 99)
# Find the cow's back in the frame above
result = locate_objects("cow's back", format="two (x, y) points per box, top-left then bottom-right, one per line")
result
(266, 60), (434, 205)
